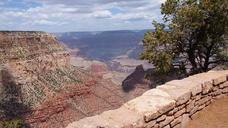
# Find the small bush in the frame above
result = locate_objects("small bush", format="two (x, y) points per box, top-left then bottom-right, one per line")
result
(2, 119), (23, 128)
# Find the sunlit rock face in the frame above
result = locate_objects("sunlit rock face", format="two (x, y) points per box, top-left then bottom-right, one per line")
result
(0, 31), (67, 64)
(0, 31), (74, 107)
(0, 32), (92, 127)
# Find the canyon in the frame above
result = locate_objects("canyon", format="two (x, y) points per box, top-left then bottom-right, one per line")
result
(55, 30), (153, 74)
(0, 31), (226, 128)
(0, 31), (152, 128)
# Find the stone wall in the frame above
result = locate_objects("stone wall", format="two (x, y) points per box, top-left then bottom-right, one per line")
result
(67, 70), (228, 128)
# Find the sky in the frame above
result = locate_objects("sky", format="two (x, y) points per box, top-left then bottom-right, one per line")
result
(0, 0), (165, 32)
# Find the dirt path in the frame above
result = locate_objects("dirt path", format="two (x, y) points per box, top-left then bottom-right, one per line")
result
(187, 97), (228, 128)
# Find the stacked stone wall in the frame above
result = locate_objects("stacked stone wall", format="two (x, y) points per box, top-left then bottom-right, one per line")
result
(67, 70), (228, 128)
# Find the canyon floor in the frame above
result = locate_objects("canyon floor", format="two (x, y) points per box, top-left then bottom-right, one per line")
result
(187, 97), (228, 128)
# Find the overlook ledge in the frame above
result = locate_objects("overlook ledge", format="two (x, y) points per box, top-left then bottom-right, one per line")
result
(67, 70), (228, 128)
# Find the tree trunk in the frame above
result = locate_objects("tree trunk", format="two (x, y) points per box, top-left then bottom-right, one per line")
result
(188, 50), (199, 74)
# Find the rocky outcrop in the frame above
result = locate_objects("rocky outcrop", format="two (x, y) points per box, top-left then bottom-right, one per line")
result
(0, 31), (73, 107)
(122, 65), (148, 92)
(67, 70), (228, 128)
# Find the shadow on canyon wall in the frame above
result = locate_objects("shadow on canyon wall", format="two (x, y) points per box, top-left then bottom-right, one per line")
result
(122, 65), (185, 92)
(0, 69), (31, 127)
(122, 65), (147, 92)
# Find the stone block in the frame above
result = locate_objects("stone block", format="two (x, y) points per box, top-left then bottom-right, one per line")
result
(174, 108), (186, 118)
(197, 96), (210, 106)
(157, 115), (166, 122)
(202, 82), (213, 94)
(186, 100), (195, 112)
(124, 95), (175, 122)
(157, 84), (191, 106)
(222, 87), (228, 94)
(219, 81), (228, 89)
(177, 104), (186, 110)
(201, 71), (227, 85)
(101, 106), (144, 128)
(170, 116), (182, 127)
(213, 76), (227, 85)
(211, 89), (221, 97)
(211, 70), (228, 77)
(67, 106), (144, 128)
(144, 120), (157, 128)
(189, 72), (226, 94)
(153, 124), (159, 128)
(163, 124), (171, 128)
(159, 116), (174, 128)
(66, 115), (118, 128)
(166, 79), (202, 96)
(212, 86), (219, 91)
(194, 94), (202, 101)
(180, 114), (190, 128)
(189, 105), (199, 116)
(143, 89), (171, 98)
(167, 108), (178, 116)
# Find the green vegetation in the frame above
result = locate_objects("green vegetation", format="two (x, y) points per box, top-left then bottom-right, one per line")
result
(141, 0), (228, 74)
(2, 119), (24, 128)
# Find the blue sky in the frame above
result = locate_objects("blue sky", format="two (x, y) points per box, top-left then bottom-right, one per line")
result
(0, 0), (165, 32)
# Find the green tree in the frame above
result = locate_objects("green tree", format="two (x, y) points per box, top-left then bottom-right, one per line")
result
(141, 0), (228, 74)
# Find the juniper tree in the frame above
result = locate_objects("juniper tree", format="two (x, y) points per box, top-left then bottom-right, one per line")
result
(141, 0), (228, 74)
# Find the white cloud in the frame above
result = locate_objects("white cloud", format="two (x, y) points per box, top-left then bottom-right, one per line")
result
(91, 10), (112, 18)
(0, 0), (165, 32)
(33, 20), (57, 25)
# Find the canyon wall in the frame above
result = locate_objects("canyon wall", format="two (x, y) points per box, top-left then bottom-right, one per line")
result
(0, 31), (117, 127)
(67, 70), (228, 128)
(0, 31), (72, 108)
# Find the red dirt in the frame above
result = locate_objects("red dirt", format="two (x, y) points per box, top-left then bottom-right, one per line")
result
(187, 97), (228, 128)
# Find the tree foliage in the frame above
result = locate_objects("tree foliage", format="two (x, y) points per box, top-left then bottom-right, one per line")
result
(141, 0), (228, 74)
